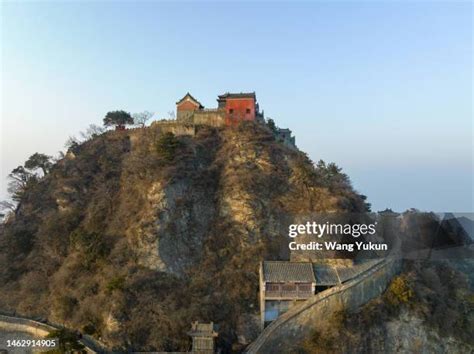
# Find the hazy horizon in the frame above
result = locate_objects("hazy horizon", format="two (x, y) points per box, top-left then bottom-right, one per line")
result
(1, 1), (472, 212)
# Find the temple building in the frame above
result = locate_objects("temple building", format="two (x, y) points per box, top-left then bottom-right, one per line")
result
(176, 92), (264, 127)
(259, 262), (317, 328)
(217, 92), (265, 126)
(188, 321), (218, 353)
(158, 91), (296, 147)
(275, 127), (296, 147)
(176, 93), (204, 121)
(259, 260), (379, 328)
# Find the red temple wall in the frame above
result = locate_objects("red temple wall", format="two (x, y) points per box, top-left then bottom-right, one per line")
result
(225, 98), (256, 126)
(177, 100), (200, 111)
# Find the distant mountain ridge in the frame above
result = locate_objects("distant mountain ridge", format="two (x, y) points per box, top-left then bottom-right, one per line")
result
(445, 214), (474, 241)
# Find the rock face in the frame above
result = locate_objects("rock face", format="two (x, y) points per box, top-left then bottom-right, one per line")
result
(355, 310), (473, 354)
(0, 122), (367, 352)
(295, 260), (474, 354)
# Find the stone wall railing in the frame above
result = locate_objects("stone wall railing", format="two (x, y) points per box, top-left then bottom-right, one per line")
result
(0, 315), (55, 338)
(0, 314), (108, 353)
(200, 108), (221, 112)
(148, 121), (196, 136)
(193, 111), (225, 127)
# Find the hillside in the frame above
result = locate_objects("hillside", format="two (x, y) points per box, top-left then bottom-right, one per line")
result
(300, 260), (474, 354)
(0, 122), (367, 352)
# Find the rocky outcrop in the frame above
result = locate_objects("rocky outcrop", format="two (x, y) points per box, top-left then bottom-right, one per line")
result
(359, 310), (473, 354)
(0, 122), (367, 351)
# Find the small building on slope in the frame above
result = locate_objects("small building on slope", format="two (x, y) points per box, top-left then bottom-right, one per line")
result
(217, 92), (265, 126)
(259, 261), (332, 328)
(259, 261), (379, 328)
(188, 321), (218, 353)
(176, 93), (204, 122)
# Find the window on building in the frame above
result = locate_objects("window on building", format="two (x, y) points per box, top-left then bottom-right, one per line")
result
(281, 284), (297, 292)
(266, 283), (280, 292)
(246, 108), (251, 114)
(229, 109), (234, 114)
(298, 284), (311, 292)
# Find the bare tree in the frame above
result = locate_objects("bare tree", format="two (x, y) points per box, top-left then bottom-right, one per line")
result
(0, 200), (15, 212)
(132, 111), (154, 127)
(79, 124), (105, 140)
(65, 136), (80, 151)
(0, 200), (15, 222)
(54, 151), (65, 162)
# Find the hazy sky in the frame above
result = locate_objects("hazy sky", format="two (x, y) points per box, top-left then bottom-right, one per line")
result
(1, 1), (472, 212)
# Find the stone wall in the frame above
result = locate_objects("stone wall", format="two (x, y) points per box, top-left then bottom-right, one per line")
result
(0, 315), (54, 338)
(144, 111), (226, 138)
(193, 110), (226, 127)
(150, 121), (196, 136)
(246, 258), (402, 353)
(0, 314), (107, 353)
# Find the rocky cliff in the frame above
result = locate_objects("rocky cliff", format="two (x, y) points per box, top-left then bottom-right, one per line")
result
(300, 260), (474, 354)
(0, 122), (367, 352)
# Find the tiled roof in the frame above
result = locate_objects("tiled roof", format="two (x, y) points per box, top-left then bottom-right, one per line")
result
(277, 128), (292, 133)
(378, 208), (400, 216)
(217, 92), (256, 99)
(263, 262), (316, 283)
(176, 92), (204, 108)
(262, 261), (379, 286)
(312, 264), (340, 285)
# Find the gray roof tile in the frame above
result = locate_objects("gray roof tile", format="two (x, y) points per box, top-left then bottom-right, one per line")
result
(263, 260), (379, 286)
(217, 92), (256, 99)
(312, 264), (340, 285)
(263, 262), (316, 283)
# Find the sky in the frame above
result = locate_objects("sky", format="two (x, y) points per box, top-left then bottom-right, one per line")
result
(1, 1), (472, 212)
